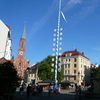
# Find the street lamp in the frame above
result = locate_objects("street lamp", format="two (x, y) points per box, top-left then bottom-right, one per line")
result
(78, 71), (80, 85)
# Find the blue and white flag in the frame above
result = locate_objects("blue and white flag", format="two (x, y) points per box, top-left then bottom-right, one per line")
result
(60, 11), (67, 22)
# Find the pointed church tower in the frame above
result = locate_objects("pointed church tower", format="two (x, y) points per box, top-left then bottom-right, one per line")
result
(18, 24), (26, 59)
(14, 23), (30, 78)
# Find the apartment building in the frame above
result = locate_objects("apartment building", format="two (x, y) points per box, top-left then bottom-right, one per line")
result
(0, 20), (12, 60)
(60, 49), (91, 85)
(24, 62), (41, 85)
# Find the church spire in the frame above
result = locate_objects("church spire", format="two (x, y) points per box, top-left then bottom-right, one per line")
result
(21, 22), (26, 39)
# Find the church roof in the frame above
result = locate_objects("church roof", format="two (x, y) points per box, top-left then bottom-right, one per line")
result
(21, 23), (26, 39)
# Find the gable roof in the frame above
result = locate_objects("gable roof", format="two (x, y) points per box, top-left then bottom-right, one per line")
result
(0, 57), (14, 64)
(61, 49), (89, 60)
(0, 57), (7, 64)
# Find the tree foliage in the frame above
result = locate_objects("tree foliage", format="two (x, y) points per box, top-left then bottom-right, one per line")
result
(91, 65), (100, 78)
(0, 61), (21, 93)
(38, 55), (64, 82)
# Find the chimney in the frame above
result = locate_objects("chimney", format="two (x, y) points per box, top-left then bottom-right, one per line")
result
(75, 48), (77, 51)
(82, 52), (84, 55)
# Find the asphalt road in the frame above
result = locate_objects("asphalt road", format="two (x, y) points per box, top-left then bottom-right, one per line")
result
(14, 89), (99, 100)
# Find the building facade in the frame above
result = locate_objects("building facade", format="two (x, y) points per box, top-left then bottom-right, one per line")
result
(24, 62), (41, 85)
(14, 24), (30, 78)
(60, 49), (91, 85)
(0, 20), (12, 60)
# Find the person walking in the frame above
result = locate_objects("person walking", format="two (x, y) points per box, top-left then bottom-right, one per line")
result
(48, 86), (52, 97)
(19, 86), (24, 99)
(77, 85), (82, 100)
(26, 84), (31, 99)
(33, 86), (37, 96)
(38, 85), (43, 97)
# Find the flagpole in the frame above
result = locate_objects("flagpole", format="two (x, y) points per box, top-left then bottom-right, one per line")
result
(54, 0), (62, 90)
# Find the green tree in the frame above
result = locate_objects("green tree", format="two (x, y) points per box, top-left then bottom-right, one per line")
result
(38, 55), (64, 82)
(91, 65), (100, 78)
(0, 61), (20, 93)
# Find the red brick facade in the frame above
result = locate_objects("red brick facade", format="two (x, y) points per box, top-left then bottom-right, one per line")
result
(14, 26), (30, 78)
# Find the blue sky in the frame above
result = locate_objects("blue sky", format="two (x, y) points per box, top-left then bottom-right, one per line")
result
(0, 0), (100, 65)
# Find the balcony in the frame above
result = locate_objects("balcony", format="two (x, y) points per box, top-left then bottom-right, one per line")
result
(63, 61), (71, 64)
(81, 74), (84, 77)
(72, 73), (77, 76)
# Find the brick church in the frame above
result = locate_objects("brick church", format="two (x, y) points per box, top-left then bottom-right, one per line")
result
(14, 23), (30, 78)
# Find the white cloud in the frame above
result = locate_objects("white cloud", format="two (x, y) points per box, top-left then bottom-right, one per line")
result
(67, 0), (81, 6)
(27, 0), (58, 41)
(63, 0), (82, 11)
(27, 0), (83, 41)
(27, 0), (100, 41)
(62, 0), (100, 24)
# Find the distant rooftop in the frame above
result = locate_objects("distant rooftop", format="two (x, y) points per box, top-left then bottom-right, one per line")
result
(61, 49), (90, 60)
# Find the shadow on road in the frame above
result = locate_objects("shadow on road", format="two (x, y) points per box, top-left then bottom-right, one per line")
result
(14, 90), (75, 100)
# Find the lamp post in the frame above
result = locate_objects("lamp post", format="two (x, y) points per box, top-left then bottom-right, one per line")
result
(83, 79), (85, 90)
(78, 72), (80, 85)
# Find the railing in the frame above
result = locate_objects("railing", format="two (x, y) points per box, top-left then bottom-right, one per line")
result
(72, 73), (77, 75)
(71, 73), (84, 76)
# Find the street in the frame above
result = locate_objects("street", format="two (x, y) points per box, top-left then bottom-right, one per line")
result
(14, 89), (75, 100)
(13, 89), (99, 100)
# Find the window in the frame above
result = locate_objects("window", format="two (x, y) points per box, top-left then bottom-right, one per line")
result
(65, 54), (67, 57)
(74, 64), (77, 68)
(67, 77), (70, 80)
(61, 64), (64, 68)
(65, 64), (67, 68)
(65, 70), (67, 74)
(74, 70), (76, 74)
(34, 74), (36, 77)
(74, 58), (77, 62)
(68, 64), (70, 68)
(68, 70), (70, 74)
(74, 76), (76, 80)
(81, 64), (82, 68)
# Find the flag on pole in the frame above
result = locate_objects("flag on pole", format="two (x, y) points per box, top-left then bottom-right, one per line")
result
(60, 11), (67, 22)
